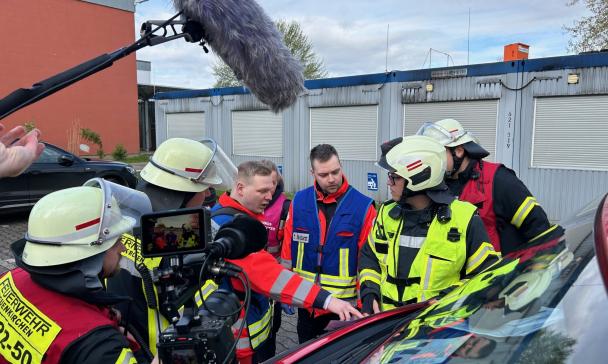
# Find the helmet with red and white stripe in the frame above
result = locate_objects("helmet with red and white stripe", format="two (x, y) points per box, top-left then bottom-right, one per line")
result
(22, 178), (152, 266)
(140, 138), (236, 193)
(383, 135), (447, 192)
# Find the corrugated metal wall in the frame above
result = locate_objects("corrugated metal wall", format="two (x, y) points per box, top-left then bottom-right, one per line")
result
(154, 55), (608, 221)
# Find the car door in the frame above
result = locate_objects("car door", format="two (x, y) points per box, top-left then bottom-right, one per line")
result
(0, 168), (31, 210)
(27, 144), (96, 202)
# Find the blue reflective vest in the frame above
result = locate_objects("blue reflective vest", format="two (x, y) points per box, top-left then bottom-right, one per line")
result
(210, 204), (272, 350)
(290, 186), (372, 299)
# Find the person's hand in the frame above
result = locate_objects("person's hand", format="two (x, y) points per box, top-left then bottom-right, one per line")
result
(362, 294), (381, 316)
(281, 303), (295, 315)
(326, 297), (364, 321)
(0, 123), (44, 178)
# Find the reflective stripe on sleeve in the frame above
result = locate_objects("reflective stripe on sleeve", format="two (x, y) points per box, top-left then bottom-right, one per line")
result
(421, 257), (433, 301)
(528, 224), (559, 243)
(269, 270), (293, 301)
(280, 258), (292, 269)
(296, 242), (305, 271)
(359, 269), (382, 286)
(511, 196), (538, 228)
(292, 278), (315, 306)
(115, 348), (137, 364)
(466, 242), (499, 275)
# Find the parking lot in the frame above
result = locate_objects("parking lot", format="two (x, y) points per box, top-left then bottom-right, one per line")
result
(0, 211), (300, 355)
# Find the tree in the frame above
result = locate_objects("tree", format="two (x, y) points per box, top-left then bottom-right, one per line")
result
(565, 0), (608, 53)
(212, 19), (327, 87)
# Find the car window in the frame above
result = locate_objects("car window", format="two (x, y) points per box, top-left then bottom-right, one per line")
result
(363, 233), (606, 363)
(35, 146), (63, 163)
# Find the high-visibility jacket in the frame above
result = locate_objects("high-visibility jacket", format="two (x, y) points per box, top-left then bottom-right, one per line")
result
(0, 269), (135, 364)
(108, 233), (168, 357)
(289, 185), (373, 300)
(359, 199), (499, 310)
(209, 193), (331, 361)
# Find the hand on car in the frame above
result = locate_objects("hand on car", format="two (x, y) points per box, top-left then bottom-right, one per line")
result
(0, 123), (44, 178)
(326, 297), (364, 321)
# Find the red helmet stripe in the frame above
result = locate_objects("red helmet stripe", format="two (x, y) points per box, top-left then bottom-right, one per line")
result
(185, 167), (203, 173)
(75, 217), (101, 231)
(406, 160), (423, 171)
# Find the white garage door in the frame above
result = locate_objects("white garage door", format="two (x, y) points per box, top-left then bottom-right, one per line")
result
(532, 96), (608, 171)
(232, 110), (283, 157)
(403, 100), (498, 161)
(310, 105), (378, 161)
(166, 112), (205, 140)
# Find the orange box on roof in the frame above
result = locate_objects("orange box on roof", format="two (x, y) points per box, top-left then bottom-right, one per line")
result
(504, 43), (530, 62)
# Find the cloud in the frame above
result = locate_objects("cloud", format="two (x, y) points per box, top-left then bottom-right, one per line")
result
(134, 0), (590, 89)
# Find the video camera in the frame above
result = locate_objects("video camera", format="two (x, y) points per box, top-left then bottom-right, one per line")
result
(140, 207), (268, 364)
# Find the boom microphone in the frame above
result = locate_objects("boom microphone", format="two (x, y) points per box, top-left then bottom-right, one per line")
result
(173, 0), (306, 112)
(208, 214), (268, 259)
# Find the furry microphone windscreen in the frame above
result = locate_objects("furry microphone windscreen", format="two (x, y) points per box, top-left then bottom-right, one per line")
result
(173, 0), (306, 112)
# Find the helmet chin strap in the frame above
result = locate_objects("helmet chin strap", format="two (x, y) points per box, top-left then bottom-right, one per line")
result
(446, 148), (464, 178)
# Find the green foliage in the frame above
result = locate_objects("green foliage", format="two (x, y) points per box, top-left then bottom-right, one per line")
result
(515, 329), (576, 364)
(112, 144), (128, 161)
(23, 121), (36, 132)
(80, 128), (104, 158)
(212, 19), (327, 87)
(125, 154), (151, 163)
(565, 0), (608, 53)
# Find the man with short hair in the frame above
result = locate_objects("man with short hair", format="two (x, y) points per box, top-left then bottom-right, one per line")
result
(281, 144), (376, 343)
(418, 119), (563, 255)
(211, 160), (363, 363)
(4, 179), (152, 364)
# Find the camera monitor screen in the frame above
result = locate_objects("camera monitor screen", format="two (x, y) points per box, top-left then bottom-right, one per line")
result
(141, 208), (211, 257)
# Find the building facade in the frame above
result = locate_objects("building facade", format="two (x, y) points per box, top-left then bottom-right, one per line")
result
(0, 0), (138, 155)
(154, 53), (608, 222)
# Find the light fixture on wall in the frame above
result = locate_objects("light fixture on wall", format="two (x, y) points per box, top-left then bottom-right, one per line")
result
(567, 73), (580, 84)
(425, 83), (434, 92)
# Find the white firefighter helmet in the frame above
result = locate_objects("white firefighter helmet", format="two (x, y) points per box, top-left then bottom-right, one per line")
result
(22, 178), (152, 266)
(381, 135), (447, 192)
(140, 138), (236, 193)
(417, 119), (489, 159)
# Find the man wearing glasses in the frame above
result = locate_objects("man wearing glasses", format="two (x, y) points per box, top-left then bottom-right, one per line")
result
(417, 119), (563, 255)
(359, 136), (500, 314)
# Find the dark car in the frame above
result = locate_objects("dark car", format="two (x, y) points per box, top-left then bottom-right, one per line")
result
(0, 142), (138, 211)
(272, 193), (608, 364)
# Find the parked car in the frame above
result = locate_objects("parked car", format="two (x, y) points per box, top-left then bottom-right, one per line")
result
(0, 142), (138, 211)
(272, 193), (608, 364)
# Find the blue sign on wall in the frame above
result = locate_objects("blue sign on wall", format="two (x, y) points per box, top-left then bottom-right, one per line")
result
(367, 173), (378, 191)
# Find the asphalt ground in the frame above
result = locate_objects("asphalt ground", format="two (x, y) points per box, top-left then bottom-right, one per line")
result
(0, 210), (300, 356)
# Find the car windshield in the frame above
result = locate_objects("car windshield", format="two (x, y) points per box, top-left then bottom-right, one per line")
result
(363, 212), (608, 363)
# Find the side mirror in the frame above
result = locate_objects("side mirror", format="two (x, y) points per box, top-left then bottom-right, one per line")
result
(58, 154), (75, 166)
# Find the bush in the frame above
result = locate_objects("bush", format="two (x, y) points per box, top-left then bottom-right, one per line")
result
(112, 144), (128, 161)
(80, 128), (104, 159)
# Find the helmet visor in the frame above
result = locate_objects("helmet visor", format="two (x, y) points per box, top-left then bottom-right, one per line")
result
(416, 122), (473, 146)
(25, 179), (152, 247)
(147, 138), (236, 189)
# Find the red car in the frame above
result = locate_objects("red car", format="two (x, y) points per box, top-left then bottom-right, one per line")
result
(272, 193), (608, 364)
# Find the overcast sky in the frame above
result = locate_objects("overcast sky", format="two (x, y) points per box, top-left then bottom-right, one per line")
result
(134, 0), (590, 89)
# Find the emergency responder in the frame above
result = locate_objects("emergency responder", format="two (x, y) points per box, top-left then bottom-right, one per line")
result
(3, 178), (153, 364)
(211, 160), (363, 363)
(106, 137), (236, 357)
(358, 135), (500, 315)
(280, 144), (377, 343)
(417, 119), (563, 254)
(259, 160), (292, 356)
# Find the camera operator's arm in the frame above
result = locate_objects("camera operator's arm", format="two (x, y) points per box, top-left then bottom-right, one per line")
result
(228, 251), (363, 320)
(0, 123), (44, 178)
(60, 327), (146, 364)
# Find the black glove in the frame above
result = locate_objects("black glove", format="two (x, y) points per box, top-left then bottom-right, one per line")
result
(362, 293), (379, 315)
